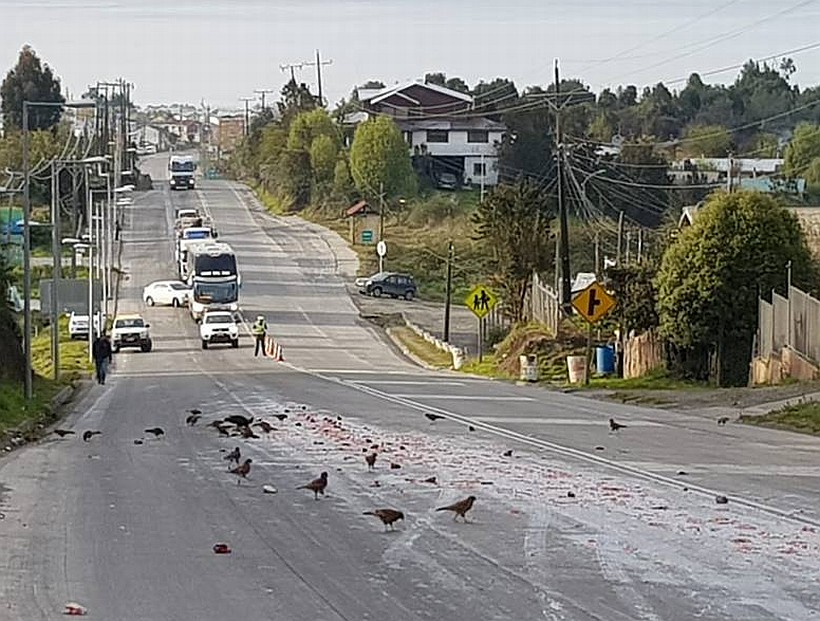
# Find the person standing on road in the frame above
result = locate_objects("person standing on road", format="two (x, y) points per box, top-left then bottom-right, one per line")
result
(252, 315), (268, 357)
(92, 332), (113, 385)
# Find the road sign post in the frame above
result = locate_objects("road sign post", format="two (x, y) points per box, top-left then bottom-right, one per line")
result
(571, 281), (617, 385)
(377, 240), (387, 273)
(465, 284), (497, 363)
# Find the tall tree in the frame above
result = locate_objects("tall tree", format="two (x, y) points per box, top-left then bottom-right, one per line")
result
(784, 123), (820, 178)
(277, 79), (316, 127)
(680, 124), (734, 158)
(656, 190), (817, 385)
(0, 253), (24, 383)
(349, 116), (416, 198)
(472, 180), (556, 322)
(1, 46), (64, 131)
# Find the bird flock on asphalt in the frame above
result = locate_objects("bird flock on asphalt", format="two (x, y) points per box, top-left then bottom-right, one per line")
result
(49, 409), (738, 531)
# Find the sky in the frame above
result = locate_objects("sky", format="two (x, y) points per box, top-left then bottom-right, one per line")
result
(2, 0), (820, 112)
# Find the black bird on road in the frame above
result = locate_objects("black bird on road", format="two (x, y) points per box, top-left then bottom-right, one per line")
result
(224, 447), (241, 465)
(609, 418), (627, 432)
(82, 430), (101, 442)
(188, 408), (202, 416)
(53, 429), (75, 438)
(145, 427), (165, 438)
(224, 415), (253, 427)
(186, 413), (202, 426)
(273, 414), (288, 421)
(425, 413), (445, 422)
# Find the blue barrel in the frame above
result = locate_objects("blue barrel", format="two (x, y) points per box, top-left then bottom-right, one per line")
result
(596, 345), (615, 375)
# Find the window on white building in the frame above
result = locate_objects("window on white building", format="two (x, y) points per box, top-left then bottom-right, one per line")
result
(467, 130), (489, 143)
(473, 162), (487, 176)
(426, 130), (449, 143)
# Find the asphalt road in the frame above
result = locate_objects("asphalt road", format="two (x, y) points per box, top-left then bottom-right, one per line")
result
(2, 155), (820, 620)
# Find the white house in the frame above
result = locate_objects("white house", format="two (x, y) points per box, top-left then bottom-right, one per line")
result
(348, 80), (506, 187)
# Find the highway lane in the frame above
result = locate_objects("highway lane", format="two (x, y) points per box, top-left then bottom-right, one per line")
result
(1, 155), (819, 620)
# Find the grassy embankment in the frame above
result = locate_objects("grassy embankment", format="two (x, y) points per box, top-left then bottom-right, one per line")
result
(0, 316), (91, 439)
(740, 401), (820, 436)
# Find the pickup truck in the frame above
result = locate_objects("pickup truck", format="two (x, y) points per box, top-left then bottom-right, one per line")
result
(199, 310), (240, 349)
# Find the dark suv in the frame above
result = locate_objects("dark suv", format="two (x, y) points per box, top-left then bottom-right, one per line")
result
(361, 272), (417, 301)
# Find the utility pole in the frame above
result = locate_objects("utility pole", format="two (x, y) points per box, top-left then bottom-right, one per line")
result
(480, 152), (486, 203)
(279, 62), (304, 83)
(254, 88), (276, 112)
(378, 182), (386, 272)
(239, 97), (254, 136)
(594, 231), (600, 275)
(637, 229), (643, 262)
(303, 50), (333, 106)
(444, 241), (454, 343)
(616, 210), (624, 264)
(554, 59), (572, 314)
(727, 152), (735, 193)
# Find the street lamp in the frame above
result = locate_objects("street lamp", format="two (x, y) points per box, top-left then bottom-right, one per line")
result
(62, 238), (94, 362)
(23, 98), (96, 399)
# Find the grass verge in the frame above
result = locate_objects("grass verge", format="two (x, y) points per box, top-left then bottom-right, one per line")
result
(0, 316), (91, 439)
(585, 369), (704, 391)
(389, 326), (454, 369)
(740, 401), (820, 436)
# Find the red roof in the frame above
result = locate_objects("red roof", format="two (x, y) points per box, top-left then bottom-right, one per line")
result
(346, 200), (370, 217)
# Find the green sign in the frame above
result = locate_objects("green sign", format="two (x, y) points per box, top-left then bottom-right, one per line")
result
(361, 229), (374, 243)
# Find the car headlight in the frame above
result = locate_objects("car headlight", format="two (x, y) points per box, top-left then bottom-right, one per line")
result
(229, 303), (238, 311)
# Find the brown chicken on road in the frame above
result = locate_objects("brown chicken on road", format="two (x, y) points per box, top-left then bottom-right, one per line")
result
(223, 446), (241, 466)
(229, 459), (252, 484)
(363, 509), (405, 531)
(298, 471), (328, 500)
(254, 420), (274, 433)
(365, 453), (377, 470)
(436, 495), (476, 522)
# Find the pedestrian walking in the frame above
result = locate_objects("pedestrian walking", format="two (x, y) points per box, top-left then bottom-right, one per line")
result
(252, 315), (268, 357)
(92, 332), (113, 385)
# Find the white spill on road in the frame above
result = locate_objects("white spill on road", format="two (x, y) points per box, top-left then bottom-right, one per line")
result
(201, 393), (820, 620)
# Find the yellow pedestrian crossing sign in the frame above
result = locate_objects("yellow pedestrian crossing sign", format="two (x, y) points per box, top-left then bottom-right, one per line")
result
(465, 285), (497, 319)
(572, 281), (616, 324)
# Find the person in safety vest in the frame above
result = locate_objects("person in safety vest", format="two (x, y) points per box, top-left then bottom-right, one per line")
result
(252, 315), (268, 357)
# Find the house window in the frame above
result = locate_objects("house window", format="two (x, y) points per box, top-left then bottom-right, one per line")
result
(467, 130), (489, 143)
(473, 162), (486, 177)
(426, 130), (449, 143)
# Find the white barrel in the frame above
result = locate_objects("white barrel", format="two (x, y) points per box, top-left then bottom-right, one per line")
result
(567, 355), (587, 384)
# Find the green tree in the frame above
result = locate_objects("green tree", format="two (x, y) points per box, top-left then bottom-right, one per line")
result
(784, 123), (820, 178)
(277, 79), (316, 126)
(656, 191), (817, 385)
(309, 134), (338, 187)
(349, 116), (416, 198)
(0, 253), (24, 383)
(332, 155), (355, 200)
(1, 46), (64, 131)
(288, 108), (337, 151)
(606, 262), (660, 335)
(754, 133), (780, 158)
(680, 124), (734, 158)
(472, 180), (556, 322)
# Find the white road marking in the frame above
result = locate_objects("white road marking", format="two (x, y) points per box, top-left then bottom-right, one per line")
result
(472, 416), (663, 426)
(391, 394), (535, 401)
(352, 380), (466, 386)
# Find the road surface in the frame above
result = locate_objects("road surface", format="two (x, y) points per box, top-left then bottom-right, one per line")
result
(1, 155), (820, 620)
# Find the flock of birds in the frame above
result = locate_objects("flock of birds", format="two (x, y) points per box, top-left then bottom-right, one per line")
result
(53, 406), (479, 530)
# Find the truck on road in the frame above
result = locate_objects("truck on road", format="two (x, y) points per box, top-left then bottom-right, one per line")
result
(169, 155), (196, 191)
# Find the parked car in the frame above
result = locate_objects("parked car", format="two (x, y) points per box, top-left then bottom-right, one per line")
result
(437, 172), (459, 190)
(360, 272), (417, 301)
(68, 311), (103, 340)
(199, 310), (240, 349)
(111, 314), (152, 353)
(143, 280), (191, 307)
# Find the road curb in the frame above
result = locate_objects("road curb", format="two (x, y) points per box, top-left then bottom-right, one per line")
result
(385, 326), (443, 372)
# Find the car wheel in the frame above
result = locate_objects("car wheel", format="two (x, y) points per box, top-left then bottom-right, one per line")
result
(172, 297), (180, 308)
(231, 339), (239, 349)
(145, 296), (154, 306)
(404, 290), (415, 301)
(371, 287), (382, 298)
(141, 340), (153, 353)
(202, 340), (208, 350)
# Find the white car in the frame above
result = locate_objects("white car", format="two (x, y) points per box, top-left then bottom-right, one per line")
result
(143, 280), (190, 307)
(199, 310), (240, 349)
(111, 314), (152, 353)
(68, 311), (103, 340)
